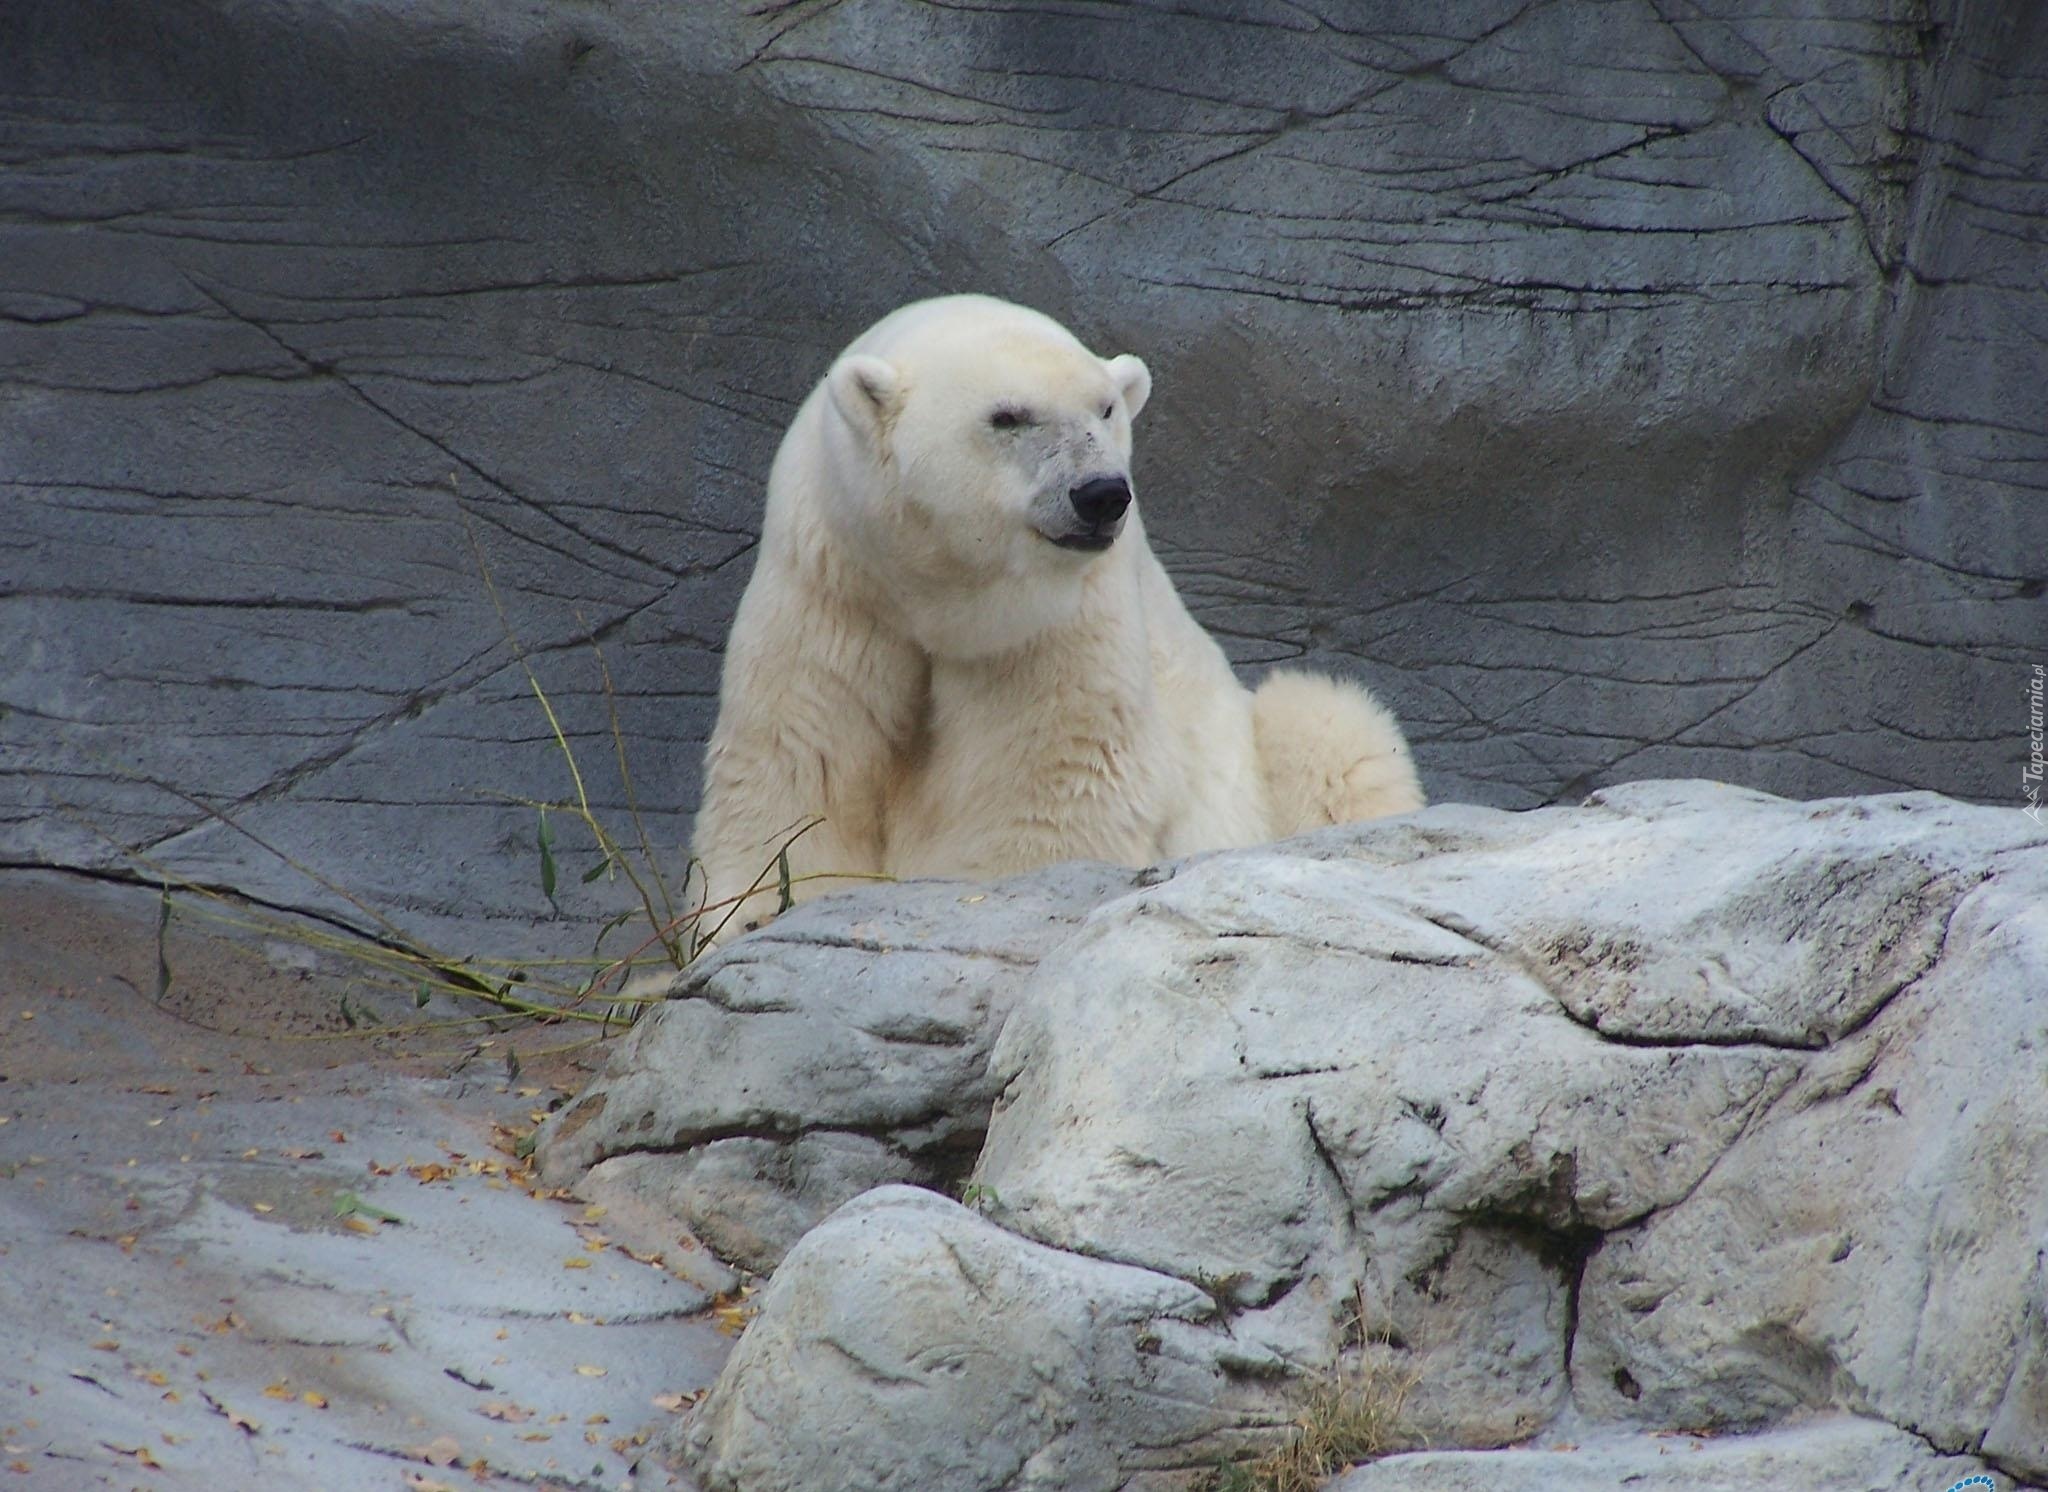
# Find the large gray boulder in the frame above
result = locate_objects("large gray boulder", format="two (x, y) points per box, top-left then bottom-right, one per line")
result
(1329, 1417), (1994, 1492)
(5, 0), (2042, 948)
(536, 862), (1140, 1271)
(546, 783), (2046, 1490)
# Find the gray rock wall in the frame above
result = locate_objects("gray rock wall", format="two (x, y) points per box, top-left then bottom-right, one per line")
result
(4, 0), (2042, 939)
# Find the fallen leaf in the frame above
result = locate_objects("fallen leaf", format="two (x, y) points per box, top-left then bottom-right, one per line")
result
(328, 1130), (347, 1143)
(409, 1434), (462, 1467)
(280, 1147), (324, 1160)
(332, 1191), (403, 1225)
(202, 1393), (259, 1435)
(402, 1476), (457, 1492)
(561, 1257), (591, 1270)
(300, 1390), (328, 1409)
(342, 1216), (379, 1236)
(478, 1402), (531, 1423)
(709, 1285), (758, 1336)
(90, 1339), (119, 1352)
(251, 1203), (275, 1214)
(262, 1382), (293, 1401)
(574, 1365), (607, 1379)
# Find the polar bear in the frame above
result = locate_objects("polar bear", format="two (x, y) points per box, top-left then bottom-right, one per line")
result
(689, 295), (1421, 941)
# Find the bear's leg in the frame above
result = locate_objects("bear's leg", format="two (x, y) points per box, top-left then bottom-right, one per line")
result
(691, 572), (926, 946)
(1251, 670), (1425, 835)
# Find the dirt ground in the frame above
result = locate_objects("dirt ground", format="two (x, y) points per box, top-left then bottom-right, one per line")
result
(0, 869), (733, 1491)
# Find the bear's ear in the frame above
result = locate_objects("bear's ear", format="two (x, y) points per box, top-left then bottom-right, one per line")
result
(1104, 353), (1151, 422)
(827, 354), (903, 438)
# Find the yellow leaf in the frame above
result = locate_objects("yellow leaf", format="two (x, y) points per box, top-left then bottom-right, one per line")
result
(561, 1256), (591, 1270)
(300, 1391), (328, 1409)
(574, 1364), (607, 1378)
(343, 1216), (379, 1235)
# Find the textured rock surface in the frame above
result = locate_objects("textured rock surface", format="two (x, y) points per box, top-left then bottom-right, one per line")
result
(561, 785), (2048, 1490)
(1328, 1416), (1991, 1492)
(535, 862), (1140, 1272)
(5, 1), (2043, 945)
(679, 1188), (1243, 1492)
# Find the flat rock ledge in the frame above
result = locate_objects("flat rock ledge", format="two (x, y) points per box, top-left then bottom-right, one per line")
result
(536, 781), (2048, 1492)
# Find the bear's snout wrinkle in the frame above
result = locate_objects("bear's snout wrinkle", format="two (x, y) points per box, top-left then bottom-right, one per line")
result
(1069, 475), (1132, 528)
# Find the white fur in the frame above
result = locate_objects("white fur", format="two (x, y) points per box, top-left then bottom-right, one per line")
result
(690, 295), (1423, 940)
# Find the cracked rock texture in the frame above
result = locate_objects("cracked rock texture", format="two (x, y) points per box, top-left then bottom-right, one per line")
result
(5, 1), (2044, 945)
(545, 783), (2048, 1491)
(536, 862), (1142, 1272)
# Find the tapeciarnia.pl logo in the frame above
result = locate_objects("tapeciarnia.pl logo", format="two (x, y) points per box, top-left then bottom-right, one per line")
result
(2026, 664), (2045, 825)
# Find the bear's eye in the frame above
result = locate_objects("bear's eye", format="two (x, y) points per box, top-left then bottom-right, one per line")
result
(1101, 402), (1115, 420)
(990, 407), (1029, 431)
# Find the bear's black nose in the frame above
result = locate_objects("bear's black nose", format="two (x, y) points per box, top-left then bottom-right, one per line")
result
(1069, 476), (1132, 528)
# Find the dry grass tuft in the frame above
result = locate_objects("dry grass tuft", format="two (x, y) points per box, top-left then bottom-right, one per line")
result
(1205, 1357), (1411, 1492)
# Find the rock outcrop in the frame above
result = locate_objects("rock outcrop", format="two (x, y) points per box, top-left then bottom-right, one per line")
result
(540, 783), (2047, 1491)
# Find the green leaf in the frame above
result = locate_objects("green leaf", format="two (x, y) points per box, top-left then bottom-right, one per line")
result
(513, 1130), (538, 1160)
(504, 1047), (521, 1083)
(581, 856), (609, 884)
(414, 982), (432, 1009)
(538, 809), (558, 900)
(591, 908), (636, 958)
(332, 1191), (404, 1225)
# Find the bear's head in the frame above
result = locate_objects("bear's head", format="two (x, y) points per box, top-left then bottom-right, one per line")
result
(815, 296), (1152, 659)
